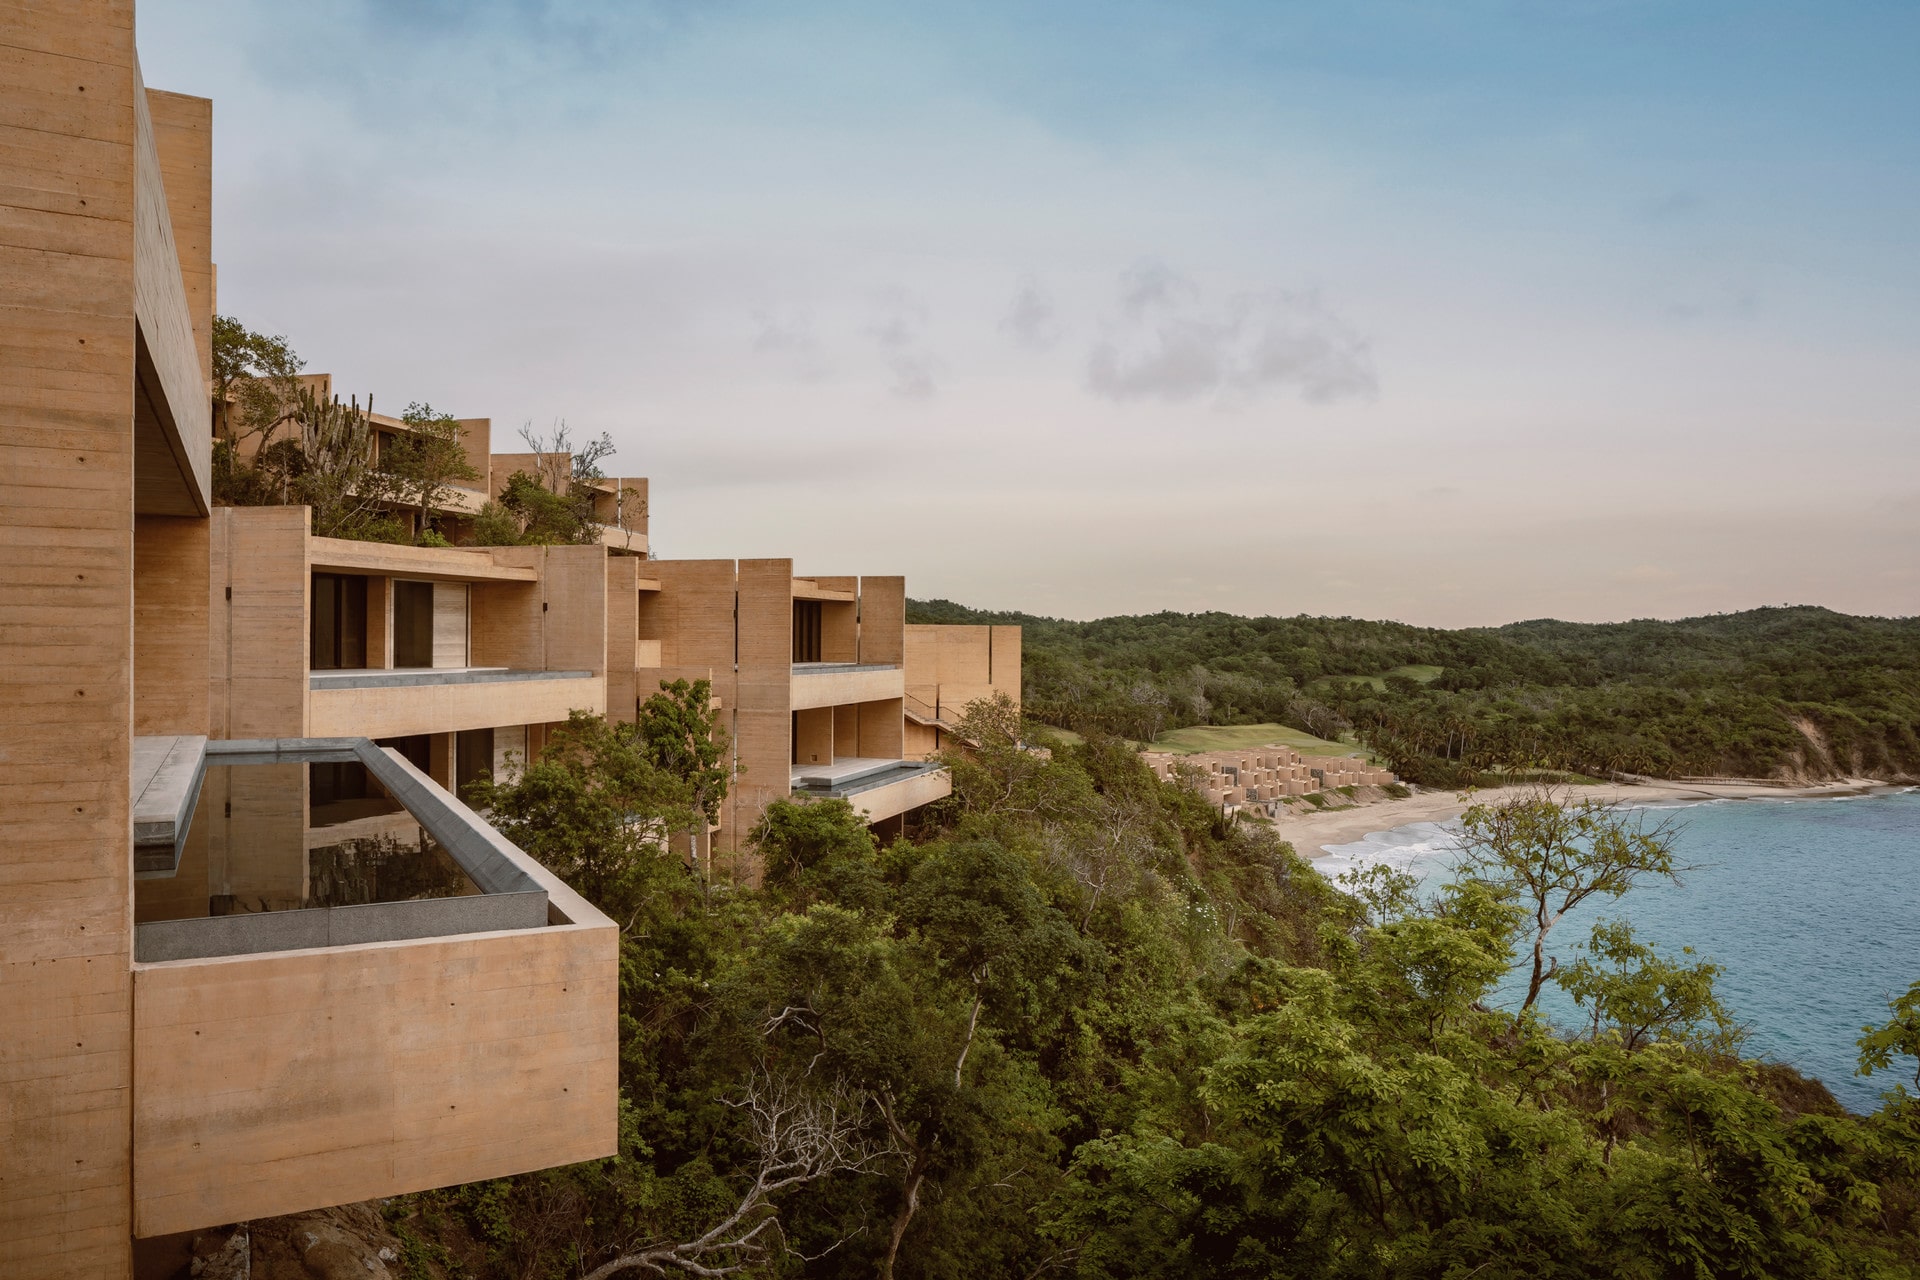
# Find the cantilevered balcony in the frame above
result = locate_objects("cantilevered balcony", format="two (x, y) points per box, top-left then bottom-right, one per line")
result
(790, 756), (950, 822)
(790, 661), (904, 709)
(129, 736), (616, 1238)
(308, 666), (603, 738)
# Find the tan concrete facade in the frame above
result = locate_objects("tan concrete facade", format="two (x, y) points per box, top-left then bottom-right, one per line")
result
(1, 10), (195, 1269)
(132, 911), (616, 1236)
(902, 623), (1024, 759)
(1, 11), (1013, 1271)
(629, 563), (992, 859)
(0, 11), (624, 1273)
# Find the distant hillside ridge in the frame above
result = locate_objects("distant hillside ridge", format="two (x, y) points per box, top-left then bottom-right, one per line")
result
(905, 600), (1920, 785)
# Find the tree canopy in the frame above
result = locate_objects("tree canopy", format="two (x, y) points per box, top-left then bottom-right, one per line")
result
(907, 599), (1920, 785)
(374, 705), (1920, 1279)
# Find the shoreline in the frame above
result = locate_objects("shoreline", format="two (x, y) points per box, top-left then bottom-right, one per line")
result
(1273, 777), (1900, 860)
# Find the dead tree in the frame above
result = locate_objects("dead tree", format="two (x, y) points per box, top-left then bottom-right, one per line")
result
(579, 1075), (902, 1279)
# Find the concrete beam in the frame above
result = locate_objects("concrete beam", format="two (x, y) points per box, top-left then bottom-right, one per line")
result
(131, 734), (206, 875)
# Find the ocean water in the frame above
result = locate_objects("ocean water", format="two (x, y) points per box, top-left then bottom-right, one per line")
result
(1316, 788), (1920, 1113)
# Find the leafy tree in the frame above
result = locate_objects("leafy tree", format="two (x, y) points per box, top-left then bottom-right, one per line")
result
(469, 496), (526, 547)
(470, 420), (642, 546)
(382, 401), (481, 540)
(210, 315), (419, 541)
(939, 692), (1091, 830)
(1456, 787), (1687, 1009)
(1559, 917), (1739, 1053)
(1861, 980), (1920, 1095)
(372, 705), (1920, 1280)
(634, 678), (732, 868)
(236, 383), (406, 541)
(211, 313), (302, 450)
(472, 469), (583, 545)
(463, 709), (699, 921)
(749, 797), (881, 908)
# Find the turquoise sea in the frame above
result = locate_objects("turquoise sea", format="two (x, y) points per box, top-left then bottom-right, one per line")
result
(1317, 788), (1920, 1113)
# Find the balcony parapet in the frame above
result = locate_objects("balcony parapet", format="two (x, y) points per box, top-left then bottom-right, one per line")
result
(790, 661), (904, 710)
(790, 759), (950, 822)
(307, 537), (537, 583)
(307, 668), (606, 738)
(130, 738), (618, 1238)
(309, 666), (592, 691)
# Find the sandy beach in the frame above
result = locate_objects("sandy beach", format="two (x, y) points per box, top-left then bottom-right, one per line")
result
(1274, 777), (1892, 859)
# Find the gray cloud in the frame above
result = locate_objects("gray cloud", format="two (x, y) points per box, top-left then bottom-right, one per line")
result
(752, 309), (815, 355)
(869, 292), (938, 400)
(1087, 266), (1377, 405)
(750, 308), (829, 381)
(1001, 276), (1062, 350)
(1117, 260), (1194, 316)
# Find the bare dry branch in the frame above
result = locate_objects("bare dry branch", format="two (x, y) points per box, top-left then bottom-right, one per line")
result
(580, 1074), (901, 1280)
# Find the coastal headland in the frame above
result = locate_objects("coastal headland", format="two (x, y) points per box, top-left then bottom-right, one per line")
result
(1274, 776), (1894, 858)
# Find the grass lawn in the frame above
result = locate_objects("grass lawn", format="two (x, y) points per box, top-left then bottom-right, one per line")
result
(1146, 723), (1377, 761)
(1312, 663), (1445, 692)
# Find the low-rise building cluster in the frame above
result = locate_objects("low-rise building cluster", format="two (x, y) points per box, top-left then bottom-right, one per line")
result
(1140, 747), (1398, 817)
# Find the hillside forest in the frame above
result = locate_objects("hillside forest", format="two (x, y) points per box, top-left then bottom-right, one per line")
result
(354, 689), (1920, 1279)
(905, 601), (1920, 787)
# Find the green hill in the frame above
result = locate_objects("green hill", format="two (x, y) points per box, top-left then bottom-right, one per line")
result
(908, 601), (1920, 784)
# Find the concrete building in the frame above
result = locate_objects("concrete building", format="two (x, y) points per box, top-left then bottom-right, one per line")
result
(0, 7), (1013, 1275)
(0, 19), (618, 1275)
(640, 563), (955, 855)
(1140, 747), (1398, 819)
(902, 623), (1024, 759)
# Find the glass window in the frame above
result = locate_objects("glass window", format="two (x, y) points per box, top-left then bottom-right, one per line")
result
(393, 580), (434, 668)
(792, 599), (822, 663)
(456, 728), (494, 799)
(310, 573), (367, 669)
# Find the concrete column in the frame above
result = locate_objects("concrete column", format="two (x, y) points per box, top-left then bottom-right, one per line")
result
(366, 576), (392, 668)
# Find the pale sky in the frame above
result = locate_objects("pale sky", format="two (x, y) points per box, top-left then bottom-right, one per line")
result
(139, 1), (1920, 628)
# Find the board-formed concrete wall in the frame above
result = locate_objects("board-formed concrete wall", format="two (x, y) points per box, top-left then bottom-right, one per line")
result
(858, 575), (905, 665)
(605, 556), (640, 723)
(902, 624), (1025, 759)
(903, 624), (1023, 716)
(131, 918), (618, 1237)
(472, 544), (612, 678)
(846, 767), (952, 823)
(144, 89), (211, 382)
(858, 697), (906, 760)
(307, 673), (605, 739)
(730, 559), (794, 864)
(791, 665), (906, 710)
(1, 8), (146, 1272)
(135, 514), (210, 736)
(211, 506), (311, 738)
(129, 74), (208, 518)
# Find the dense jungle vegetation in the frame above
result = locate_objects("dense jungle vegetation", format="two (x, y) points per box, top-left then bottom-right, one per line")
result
(368, 688), (1920, 1279)
(906, 601), (1920, 785)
